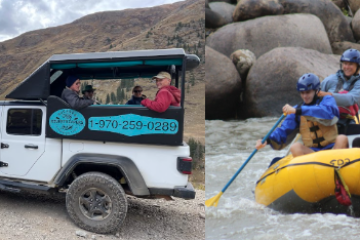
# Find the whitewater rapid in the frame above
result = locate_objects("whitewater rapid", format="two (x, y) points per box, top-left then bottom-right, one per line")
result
(205, 118), (360, 240)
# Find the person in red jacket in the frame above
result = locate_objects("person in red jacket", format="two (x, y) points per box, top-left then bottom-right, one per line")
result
(141, 71), (181, 113)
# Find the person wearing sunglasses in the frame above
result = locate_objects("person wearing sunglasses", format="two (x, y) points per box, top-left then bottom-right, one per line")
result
(126, 86), (145, 105)
(61, 75), (94, 109)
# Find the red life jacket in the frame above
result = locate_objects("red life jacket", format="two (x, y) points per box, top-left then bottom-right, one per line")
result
(338, 90), (359, 120)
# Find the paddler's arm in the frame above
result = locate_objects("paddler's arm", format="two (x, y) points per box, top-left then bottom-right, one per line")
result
(256, 108), (299, 151)
(255, 139), (267, 150)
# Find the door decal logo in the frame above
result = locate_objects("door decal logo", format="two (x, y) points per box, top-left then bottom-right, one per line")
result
(49, 109), (86, 136)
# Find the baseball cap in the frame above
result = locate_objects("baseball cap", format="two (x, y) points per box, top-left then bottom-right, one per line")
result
(152, 71), (171, 80)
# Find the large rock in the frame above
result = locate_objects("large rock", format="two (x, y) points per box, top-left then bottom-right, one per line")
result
(205, 8), (228, 28)
(231, 0), (354, 44)
(352, 10), (360, 42)
(233, 0), (283, 22)
(209, 2), (236, 24)
(333, 0), (345, 9)
(332, 41), (360, 55)
(205, 46), (241, 119)
(279, 0), (354, 44)
(206, 14), (332, 58)
(209, 0), (236, 4)
(244, 47), (339, 117)
(349, 0), (360, 16)
(230, 49), (256, 80)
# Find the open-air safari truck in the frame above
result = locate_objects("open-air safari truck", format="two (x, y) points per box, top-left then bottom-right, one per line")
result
(2, 48), (200, 233)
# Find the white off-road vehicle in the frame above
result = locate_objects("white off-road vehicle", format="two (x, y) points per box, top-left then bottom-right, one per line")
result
(0, 48), (200, 233)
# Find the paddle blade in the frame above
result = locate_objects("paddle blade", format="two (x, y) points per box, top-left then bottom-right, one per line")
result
(205, 192), (223, 207)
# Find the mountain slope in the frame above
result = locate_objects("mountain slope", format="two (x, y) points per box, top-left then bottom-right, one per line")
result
(0, 0), (205, 98)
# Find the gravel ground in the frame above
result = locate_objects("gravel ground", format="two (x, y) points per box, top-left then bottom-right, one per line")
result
(0, 189), (205, 240)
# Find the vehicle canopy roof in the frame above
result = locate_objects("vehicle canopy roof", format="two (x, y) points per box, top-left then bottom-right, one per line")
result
(7, 48), (200, 100)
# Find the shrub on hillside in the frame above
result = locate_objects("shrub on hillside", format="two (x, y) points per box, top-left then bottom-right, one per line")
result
(188, 138), (204, 170)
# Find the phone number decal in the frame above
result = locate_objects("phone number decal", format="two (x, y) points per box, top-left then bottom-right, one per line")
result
(88, 114), (179, 136)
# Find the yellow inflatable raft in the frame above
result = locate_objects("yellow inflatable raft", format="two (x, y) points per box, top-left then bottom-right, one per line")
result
(255, 148), (360, 214)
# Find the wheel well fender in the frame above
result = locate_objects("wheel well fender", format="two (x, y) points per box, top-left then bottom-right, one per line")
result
(53, 153), (150, 196)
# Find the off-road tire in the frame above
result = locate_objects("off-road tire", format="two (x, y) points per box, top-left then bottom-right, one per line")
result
(66, 172), (127, 234)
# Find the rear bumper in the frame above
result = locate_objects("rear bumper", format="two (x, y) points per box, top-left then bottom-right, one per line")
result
(173, 182), (196, 199)
(148, 182), (196, 200)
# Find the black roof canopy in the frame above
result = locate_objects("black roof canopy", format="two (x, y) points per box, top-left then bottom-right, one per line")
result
(7, 48), (200, 100)
(50, 48), (186, 62)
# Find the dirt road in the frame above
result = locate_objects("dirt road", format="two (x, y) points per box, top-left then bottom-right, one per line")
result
(0, 189), (205, 240)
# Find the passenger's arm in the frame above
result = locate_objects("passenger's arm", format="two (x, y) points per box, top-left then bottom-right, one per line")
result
(141, 91), (172, 113)
(320, 75), (337, 93)
(332, 81), (360, 107)
(65, 93), (94, 109)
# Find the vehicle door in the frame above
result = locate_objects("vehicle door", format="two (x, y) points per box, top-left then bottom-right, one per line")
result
(0, 106), (46, 176)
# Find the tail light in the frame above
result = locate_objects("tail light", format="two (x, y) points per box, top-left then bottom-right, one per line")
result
(177, 157), (192, 174)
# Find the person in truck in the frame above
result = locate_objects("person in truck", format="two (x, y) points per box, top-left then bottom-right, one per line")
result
(141, 71), (180, 113)
(61, 76), (94, 109)
(82, 85), (96, 100)
(126, 86), (146, 105)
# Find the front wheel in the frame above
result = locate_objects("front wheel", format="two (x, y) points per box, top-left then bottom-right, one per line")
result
(66, 172), (128, 234)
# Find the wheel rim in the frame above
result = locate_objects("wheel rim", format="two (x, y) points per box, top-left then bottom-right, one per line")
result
(79, 188), (112, 220)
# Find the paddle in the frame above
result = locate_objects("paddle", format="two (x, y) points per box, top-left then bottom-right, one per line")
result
(205, 114), (287, 207)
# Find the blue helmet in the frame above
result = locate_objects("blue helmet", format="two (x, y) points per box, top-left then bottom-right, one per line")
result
(340, 49), (360, 64)
(296, 73), (320, 92)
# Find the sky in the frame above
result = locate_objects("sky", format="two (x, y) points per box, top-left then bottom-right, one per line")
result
(0, 0), (182, 42)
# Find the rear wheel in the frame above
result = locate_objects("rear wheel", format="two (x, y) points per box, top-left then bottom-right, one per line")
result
(66, 172), (127, 234)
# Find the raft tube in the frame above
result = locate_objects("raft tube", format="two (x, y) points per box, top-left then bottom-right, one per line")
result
(255, 148), (360, 215)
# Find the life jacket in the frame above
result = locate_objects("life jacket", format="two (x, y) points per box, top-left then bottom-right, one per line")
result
(337, 90), (359, 121)
(299, 98), (338, 148)
(335, 74), (360, 122)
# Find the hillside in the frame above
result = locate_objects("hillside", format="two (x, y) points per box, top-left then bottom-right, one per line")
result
(0, 0), (205, 141)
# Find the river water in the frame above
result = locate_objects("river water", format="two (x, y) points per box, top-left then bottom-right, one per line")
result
(205, 118), (360, 240)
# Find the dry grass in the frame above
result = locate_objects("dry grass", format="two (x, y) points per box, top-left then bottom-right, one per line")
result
(190, 169), (205, 190)
(184, 82), (205, 144)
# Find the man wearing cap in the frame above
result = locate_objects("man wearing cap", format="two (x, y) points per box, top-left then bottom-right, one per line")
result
(61, 76), (94, 109)
(82, 85), (96, 100)
(141, 71), (181, 113)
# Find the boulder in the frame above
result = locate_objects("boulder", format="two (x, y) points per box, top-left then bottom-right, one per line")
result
(205, 8), (228, 28)
(206, 14), (332, 58)
(205, 46), (242, 119)
(279, 0), (354, 44)
(349, 0), (360, 16)
(332, 41), (360, 55)
(230, 49), (256, 81)
(352, 10), (360, 42)
(345, 16), (353, 29)
(244, 47), (339, 117)
(232, 0), (283, 22)
(209, 2), (236, 24)
(209, 0), (236, 4)
(231, 0), (354, 44)
(333, 0), (345, 9)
